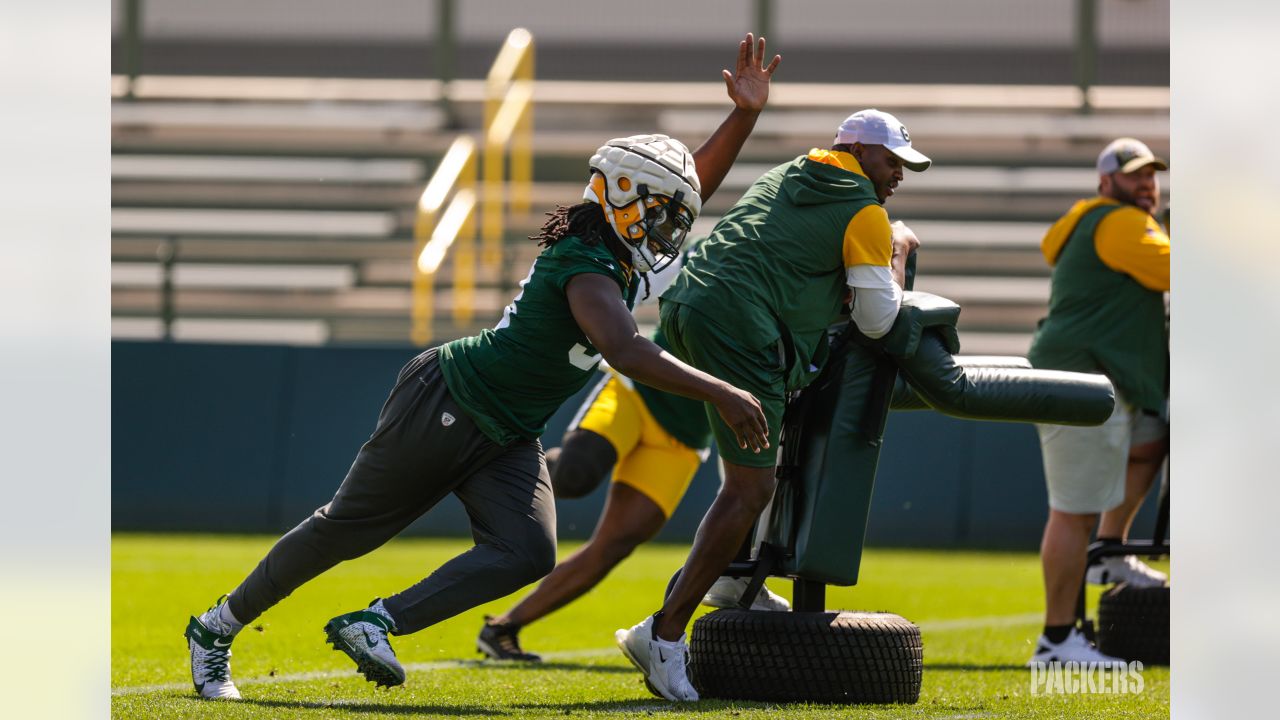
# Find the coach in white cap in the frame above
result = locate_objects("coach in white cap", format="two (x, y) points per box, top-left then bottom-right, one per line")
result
(619, 108), (934, 700)
(831, 108), (931, 201)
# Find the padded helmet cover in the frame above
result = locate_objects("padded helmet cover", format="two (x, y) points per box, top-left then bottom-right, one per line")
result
(583, 134), (702, 272)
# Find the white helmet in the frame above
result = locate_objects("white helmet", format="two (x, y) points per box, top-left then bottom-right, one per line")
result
(583, 134), (701, 273)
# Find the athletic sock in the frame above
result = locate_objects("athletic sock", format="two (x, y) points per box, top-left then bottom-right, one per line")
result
(199, 599), (243, 636)
(1043, 624), (1073, 644)
(369, 598), (398, 633)
(1095, 536), (1123, 545)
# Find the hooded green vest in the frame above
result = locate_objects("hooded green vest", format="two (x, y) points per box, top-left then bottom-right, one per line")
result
(1028, 205), (1167, 412)
(660, 155), (881, 391)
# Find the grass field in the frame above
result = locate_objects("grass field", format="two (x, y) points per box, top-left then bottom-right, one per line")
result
(112, 534), (1169, 719)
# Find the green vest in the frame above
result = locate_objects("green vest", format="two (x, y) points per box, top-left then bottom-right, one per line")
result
(634, 325), (713, 450)
(441, 236), (638, 445)
(661, 156), (880, 390)
(1028, 205), (1167, 411)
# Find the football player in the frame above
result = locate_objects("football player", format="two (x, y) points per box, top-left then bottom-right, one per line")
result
(477, 244), (789, 663)
(183, 34), (779, 700)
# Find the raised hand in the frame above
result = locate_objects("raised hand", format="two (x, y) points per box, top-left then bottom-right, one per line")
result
(722, 32), (782, 114)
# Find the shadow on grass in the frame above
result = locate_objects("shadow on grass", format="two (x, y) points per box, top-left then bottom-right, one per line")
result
(509, 698), (765, 715)
(454, 659), (632, 675)
(926, 662), (1029, 671)
(239, 697), (511, 716)
(238, 696), (757, 716)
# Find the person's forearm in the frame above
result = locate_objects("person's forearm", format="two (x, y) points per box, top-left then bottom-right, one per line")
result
(890, 244), (910, 290)
(691, 107), (761, 201)
(605, 335), (727, 404)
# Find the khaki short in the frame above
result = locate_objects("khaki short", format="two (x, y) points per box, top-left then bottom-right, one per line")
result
(1037, 393), (1168, 514)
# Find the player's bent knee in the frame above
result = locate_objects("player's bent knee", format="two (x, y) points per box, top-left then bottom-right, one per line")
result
(510, 527), (557, 582)
(522, 539), (558, 581)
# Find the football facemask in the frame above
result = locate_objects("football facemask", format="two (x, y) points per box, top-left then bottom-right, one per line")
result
(634, 186), (694, 273)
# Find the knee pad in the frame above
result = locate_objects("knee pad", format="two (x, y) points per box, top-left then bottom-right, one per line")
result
(549, 430), (617, 499)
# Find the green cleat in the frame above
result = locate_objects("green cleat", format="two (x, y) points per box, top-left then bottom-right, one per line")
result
(324, 603), (406, 688)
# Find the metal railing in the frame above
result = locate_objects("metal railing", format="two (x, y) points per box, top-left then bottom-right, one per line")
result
(410, 28), (534, 345)
(482, 28), (535, 271)
(412, 136), (477, 345)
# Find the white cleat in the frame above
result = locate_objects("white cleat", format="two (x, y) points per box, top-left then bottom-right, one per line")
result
(615, 614), (699, 702)
(1086, 555), (1168, 588)
(702, 576), (791, 612)
(185, 602), (242, 700)
(324, 605), (406, 688)
(1028, 628), (1126, 666)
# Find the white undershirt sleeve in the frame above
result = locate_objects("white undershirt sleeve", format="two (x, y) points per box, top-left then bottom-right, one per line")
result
(846, 264), (901, 339)
(639, 251), (685, 306)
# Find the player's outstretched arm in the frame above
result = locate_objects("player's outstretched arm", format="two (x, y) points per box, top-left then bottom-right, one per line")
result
(566, 273), (769, 452)
(691, 32), (781, 202)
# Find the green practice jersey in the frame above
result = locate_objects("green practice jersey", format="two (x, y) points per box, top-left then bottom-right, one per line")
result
(441, 236), (638, 445)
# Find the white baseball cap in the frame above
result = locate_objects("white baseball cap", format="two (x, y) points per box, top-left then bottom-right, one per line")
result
(834, 109), (931, 172)
(1096, 137), (1168, 175)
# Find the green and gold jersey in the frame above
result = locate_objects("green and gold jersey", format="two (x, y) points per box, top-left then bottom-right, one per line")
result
(661, 151), (882, 391)
(440, 236), (638, 445)
(1029, 198), (1169, 411)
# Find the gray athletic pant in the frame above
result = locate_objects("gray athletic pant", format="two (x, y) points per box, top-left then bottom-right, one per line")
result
(226, 348), (557, 634)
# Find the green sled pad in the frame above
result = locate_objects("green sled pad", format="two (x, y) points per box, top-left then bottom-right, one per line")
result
(894, 331), (1115, 425)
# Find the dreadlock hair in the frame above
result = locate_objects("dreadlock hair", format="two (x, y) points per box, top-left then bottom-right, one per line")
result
(531, 202), (654, 300)
(531, 202), (611, 249)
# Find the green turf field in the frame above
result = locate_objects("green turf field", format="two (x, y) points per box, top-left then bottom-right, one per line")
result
(112, 534), (1168, 718)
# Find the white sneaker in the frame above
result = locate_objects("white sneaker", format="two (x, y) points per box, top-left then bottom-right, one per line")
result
(185, 598), (242, 700)
(1086, 555), (1168, 587)
(615, 614), (699, 702)
(324, 602), (406, 688)
(1028, 628), (1126, 666)
(702, 576), (791, 612)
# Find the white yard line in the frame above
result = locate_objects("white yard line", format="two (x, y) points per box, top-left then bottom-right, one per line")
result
(112, 648), (614, 696)
(919, 612), (1042, 632)
(114, 613), (1042, 697)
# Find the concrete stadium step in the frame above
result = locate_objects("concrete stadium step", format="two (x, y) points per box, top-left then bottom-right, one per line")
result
(111, 316), (333, 345)
(111, 235), (412, 263)
(913, 275), (1049, 305)
(112, 180), (421, 211)
(112, 207), (399, 237)
(112, 286), (508, 319)
(114, 75), (1168, 113)
(112, 77), (1165, 164)
(659, 108), (1168, 155)
(109, 76), (1154, 351)
(112, 155), (427, 182)
(110, 314), (488, 346)
(111, 233), (527, 286)
(112, 262), (358, 291)
(112, 101), (446, 133)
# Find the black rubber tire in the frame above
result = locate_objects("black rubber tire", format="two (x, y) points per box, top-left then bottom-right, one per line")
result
(1096, 583), (1169, 665)
(688, 609), (922, 704)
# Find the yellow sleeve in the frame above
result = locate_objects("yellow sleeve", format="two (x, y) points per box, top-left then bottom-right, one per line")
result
(843, 204), (893, 268)
(1095, 207), (1170, 291)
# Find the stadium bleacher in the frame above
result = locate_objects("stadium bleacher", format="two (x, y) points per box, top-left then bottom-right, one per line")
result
(111, 76), (1168, 353)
